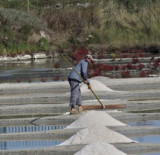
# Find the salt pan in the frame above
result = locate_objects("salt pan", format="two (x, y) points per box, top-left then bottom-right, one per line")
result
(66, 110), (125, 128)
(75, 142), (127, 155)
(60, 127), (134, 145)
(80, 79), (113, 93)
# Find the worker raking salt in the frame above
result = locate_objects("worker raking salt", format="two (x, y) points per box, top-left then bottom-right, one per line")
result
(68, 55), (93, 114)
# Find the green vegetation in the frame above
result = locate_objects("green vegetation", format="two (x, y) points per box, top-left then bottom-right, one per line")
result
(0, 0), (159, 55)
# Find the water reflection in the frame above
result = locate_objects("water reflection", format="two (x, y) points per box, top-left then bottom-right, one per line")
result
(129, 120), (160, 127)
(0, 125), (66, 134)
(132, 135), (160, 143)
(0, 140), (62, 150)
(0, 58), (69, 83)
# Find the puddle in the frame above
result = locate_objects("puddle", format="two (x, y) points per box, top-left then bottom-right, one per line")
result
(128, 120), (160, 127)
(0, 125), (66, 134)
(0, 140), (62, 150)
(132, 135), (160, 143)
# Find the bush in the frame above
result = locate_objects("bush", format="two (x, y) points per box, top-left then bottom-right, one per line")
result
(0, 9), (44, 29)
(37, 37), (50, 51)
(121, 70), (130, 78)
(72, 47), (89, 63)
(0, 44), (5, 55)
(140, 71), (147, 77)
(138, 63), (145, 70)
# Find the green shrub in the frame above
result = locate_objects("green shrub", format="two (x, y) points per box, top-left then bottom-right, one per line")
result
(37, 37), (50, 51)
(0, 43), (5, 55)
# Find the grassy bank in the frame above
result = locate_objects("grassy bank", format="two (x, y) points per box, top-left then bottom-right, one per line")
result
(41, 0), (160, 48)
(0, 0), (159, 54)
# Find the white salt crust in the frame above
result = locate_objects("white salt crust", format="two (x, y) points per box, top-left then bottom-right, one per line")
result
(60, 127), (134, 145)
(80, 79), (114, 93)
(74, 142), (127, 155)
(66, 110), (126, 128)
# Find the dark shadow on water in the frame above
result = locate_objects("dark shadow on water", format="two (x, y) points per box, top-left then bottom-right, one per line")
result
(0, 125), (66, 134)
(0, 140), (63, 150)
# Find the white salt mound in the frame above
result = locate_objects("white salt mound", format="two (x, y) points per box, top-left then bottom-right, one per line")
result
(60, 127), (134, 145)
(75, 142), (127, 155)
(80, 79), (113, 93)
(66, 110), (125, 128)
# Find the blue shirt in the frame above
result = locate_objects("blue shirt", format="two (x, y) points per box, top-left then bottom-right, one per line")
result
(68, 59), (89, 84)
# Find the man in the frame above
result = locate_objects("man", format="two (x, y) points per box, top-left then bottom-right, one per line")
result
(68, 55), (93, 114)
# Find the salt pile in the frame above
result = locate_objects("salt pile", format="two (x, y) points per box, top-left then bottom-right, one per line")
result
(80, 79), (113, 93)
(75, 142), (127, 155)
(66, 110), (126, 128)
(60, 127), (134, 145)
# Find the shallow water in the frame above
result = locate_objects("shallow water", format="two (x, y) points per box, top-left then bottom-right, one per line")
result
(132, 135), (160, 143)
(128, 120), (160, 127)
(1, 57), (159, 83)
(0, 125), (66, 134)
(0, 58), (68, 83)
(139, 152), (160, 155)
(0, 140), (62, 150)
(129, 120), (160, 146)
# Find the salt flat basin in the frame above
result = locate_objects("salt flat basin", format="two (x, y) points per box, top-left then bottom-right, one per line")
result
(129, 120), (160, 127)
(0, 125), (66, 134)
(0, 76), (160, 155)
(132, 135), (160, 143)
(0, 140), (63, 151)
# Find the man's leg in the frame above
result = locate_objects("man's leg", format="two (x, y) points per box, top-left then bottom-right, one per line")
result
(69, 80), (79, 112)
(76, 86), (83, 111)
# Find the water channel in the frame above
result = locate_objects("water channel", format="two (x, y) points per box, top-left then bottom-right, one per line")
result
(129, 120), (160, 143)
(0, 58), (68, 83)
(128, 120), (160, 127)
(1, 56), (159, 83)
(0, 125), (66, 134)
(0, 125), (66, 150)
(0, 140), (63, 150)
(129, 120), (160, 155)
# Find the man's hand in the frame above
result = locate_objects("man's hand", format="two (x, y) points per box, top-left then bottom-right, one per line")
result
(84, 80), (88, 85)
(84, 80), (92, 90)
(88, 84), (92, 90)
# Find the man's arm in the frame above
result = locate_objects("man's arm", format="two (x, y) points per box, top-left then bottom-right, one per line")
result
(81, 61), (89, 81)
(81, 61), (91, 89)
